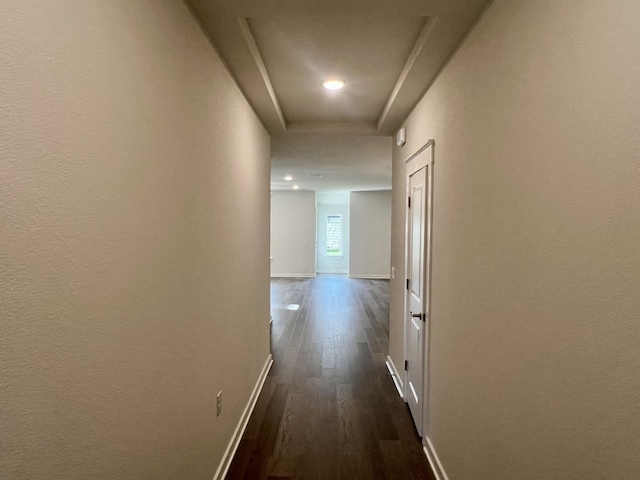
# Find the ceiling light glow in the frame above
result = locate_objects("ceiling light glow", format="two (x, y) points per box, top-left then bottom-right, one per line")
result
(284, 175), (293, 181)
(322, 78), (345, 91)
(292, 185), (300, 190)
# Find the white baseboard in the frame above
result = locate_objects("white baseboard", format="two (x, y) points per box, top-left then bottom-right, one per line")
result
(385, 355), (404, 398)
(270, 273), (316, 278)
(316, 269), (348, 274)
(213, 354), (273, 480)
(423, 437), (450, 480)
(348, 274), (390, 279)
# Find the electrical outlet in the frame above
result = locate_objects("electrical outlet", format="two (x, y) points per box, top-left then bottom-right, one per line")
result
(216, 391), (222, 417)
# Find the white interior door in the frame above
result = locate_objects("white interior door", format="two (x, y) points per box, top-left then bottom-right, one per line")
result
(407, 165), (427, 435)
(404, 141), (434, 438)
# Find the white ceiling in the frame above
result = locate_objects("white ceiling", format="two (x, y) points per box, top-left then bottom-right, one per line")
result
(187, 0), (489, 191)
(271, 134), (392, 192)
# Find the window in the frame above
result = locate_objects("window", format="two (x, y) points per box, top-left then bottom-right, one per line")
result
(326, 214), (343, 256)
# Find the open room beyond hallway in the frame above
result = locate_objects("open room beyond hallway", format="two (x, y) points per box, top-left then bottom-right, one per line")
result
(227, 275), (433, 479)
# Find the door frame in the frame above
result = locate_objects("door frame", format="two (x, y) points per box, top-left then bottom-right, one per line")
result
(403, 140), (435, 437)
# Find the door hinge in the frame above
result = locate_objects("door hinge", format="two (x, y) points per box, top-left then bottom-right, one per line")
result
(404, 360), (408, 371)
(408, 196), (411, 208)
(406, 278), (409, 290)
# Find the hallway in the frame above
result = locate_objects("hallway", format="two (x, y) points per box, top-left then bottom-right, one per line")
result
(227, 275), (433, 479)
(3, 1), (639, 478)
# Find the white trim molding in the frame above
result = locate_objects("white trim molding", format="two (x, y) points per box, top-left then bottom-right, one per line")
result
(348, 274), (390, 280)
(213, 354), (273, 480)
(270, 274), (316, 278)
(385, 355), (404, 398)
(423, 437), (450, 480)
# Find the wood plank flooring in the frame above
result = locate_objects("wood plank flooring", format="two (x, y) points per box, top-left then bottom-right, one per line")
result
(227, 274), (434, 480)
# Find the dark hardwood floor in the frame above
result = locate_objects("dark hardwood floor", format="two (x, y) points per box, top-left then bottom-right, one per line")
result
(226, 274), (434, 480)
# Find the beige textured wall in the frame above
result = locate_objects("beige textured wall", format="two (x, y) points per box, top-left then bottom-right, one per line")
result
(0, 1), (270, 479)
(349, 190), (391, 278)
(270, 191), (316, 277)
(389, 0), (640, 478)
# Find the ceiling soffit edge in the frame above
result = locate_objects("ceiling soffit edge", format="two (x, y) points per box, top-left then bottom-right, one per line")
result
(376, 16), (437, 131)
(238, 18), (287, 132)
(286, 122), (382, 136)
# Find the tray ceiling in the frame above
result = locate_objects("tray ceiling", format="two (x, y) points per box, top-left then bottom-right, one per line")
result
(187, 0), (489, 191)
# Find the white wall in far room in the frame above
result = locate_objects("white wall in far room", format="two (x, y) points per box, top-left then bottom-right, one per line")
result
(349, 191), (392, 279)
(270, 191), (316, 277)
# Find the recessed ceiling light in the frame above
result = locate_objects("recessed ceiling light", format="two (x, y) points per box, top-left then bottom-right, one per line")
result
(322, 78), (345, 91)
(284, 175), (293, 181)
(292, 185), (300, 190)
